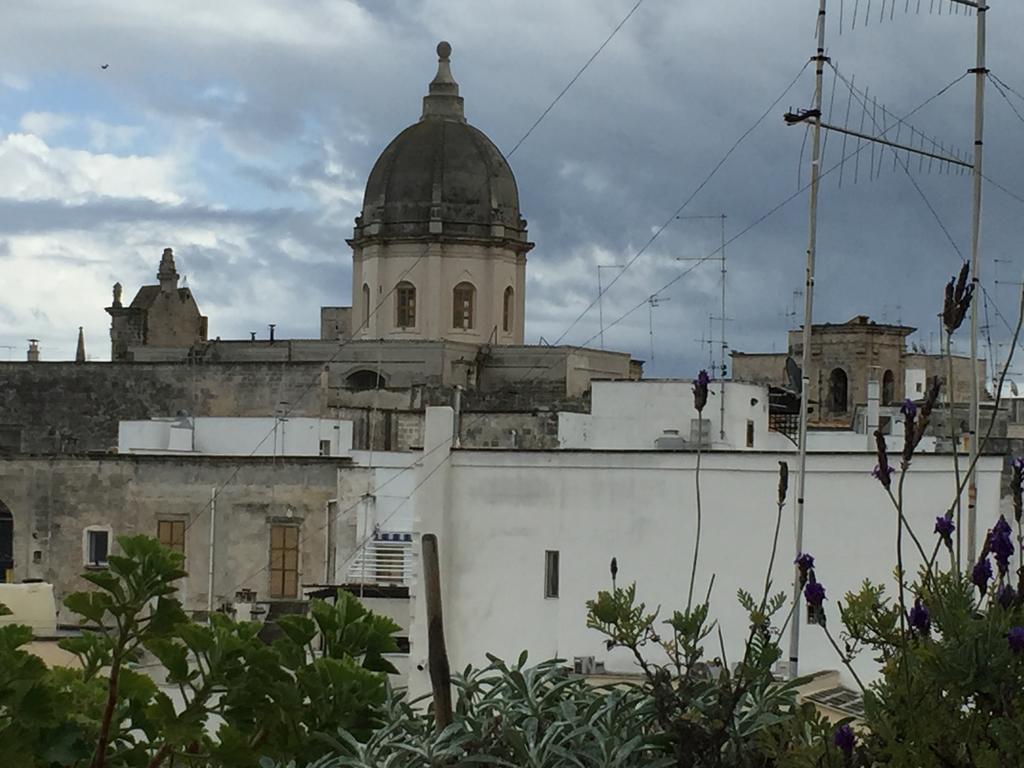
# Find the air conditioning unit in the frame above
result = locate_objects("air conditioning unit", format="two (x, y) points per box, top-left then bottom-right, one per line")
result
(573, 656), (606, 675)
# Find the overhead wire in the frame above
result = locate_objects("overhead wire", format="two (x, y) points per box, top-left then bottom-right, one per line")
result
(176, 1), (647, 539)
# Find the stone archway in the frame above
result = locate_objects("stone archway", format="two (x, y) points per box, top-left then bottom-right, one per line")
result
(0, 501), (12, 583)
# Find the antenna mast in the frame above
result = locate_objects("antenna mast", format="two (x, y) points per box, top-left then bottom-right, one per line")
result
(966, 0), (988, 568)
(789, 0), (828, 682)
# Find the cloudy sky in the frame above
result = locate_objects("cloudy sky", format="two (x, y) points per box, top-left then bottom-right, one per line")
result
(3, 0), (1024, 380)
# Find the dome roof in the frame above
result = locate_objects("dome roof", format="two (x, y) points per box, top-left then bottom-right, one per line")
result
(351, 43), (531, 251)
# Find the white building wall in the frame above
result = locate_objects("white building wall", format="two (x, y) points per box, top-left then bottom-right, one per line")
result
(906, 367), (927, 400)
(119, 417), (353, 458)
(560, 380), (776, 451)
(410, 407), (1003, 698)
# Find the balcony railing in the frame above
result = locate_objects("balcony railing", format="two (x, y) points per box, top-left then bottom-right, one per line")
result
(346, 540), (413, 587)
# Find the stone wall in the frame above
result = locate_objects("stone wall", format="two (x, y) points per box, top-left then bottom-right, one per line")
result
(0, 361), (328, 454)
(0, 454), (367, 621)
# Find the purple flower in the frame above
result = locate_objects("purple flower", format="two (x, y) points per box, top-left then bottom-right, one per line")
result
(908, 598), (931, 636)
(1013, 456), (1024, 472)
(692, 370), (710, 413)
(998, 584), (1017, 610)
(795, 552), (815, 586)
(872, 463), (895, 486)
(805, 581), (826, 608)
(987, 516), (1014, 577)
(971, 557), (993, 596)
(1010, 626), (1024, 655)
(833, 724), (856, 758)
(934, 515), (955, 550)
(900, 399), (917, 419)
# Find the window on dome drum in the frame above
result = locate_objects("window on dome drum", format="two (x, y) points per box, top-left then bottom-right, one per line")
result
(503, 286), (514, 333)
(362, 283), (371, 326)
(396, 282), (416, 328)
(453, 282), (475, 330)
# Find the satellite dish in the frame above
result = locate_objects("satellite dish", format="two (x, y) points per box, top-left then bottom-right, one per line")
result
(785, 357), (802, 394)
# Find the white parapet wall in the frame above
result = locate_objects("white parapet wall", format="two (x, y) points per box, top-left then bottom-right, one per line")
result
(0, 582), (57, 635)
(119, 417), (353, 458)
(410, 407), (1005, 698)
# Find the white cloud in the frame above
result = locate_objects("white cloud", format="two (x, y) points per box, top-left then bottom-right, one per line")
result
(18, 112), (72, 138)
(0, 133), (186, 204)
(0, 73), (29, 91)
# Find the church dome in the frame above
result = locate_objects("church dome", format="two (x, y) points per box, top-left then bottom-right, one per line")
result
(351, 42), (530, 250)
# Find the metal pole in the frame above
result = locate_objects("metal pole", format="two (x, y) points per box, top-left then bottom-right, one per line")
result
(966, 1), (987, 567)
(789, 0), (827, 681)
(597, 267), (605, 349)
(719, 215), (727, 441)
(207, 488), (216, 615)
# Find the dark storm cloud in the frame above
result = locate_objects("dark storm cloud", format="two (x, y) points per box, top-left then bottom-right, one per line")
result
(2, 0), (1024, 373)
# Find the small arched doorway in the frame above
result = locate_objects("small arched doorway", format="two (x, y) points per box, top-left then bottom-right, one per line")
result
(829, 368), (848, 414)
(0, 501), (13, 582)
(882, 369), (895, 405)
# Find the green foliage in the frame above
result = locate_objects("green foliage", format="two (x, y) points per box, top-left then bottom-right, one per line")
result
(277, 655), (671, 768)
(0, 537), (401, 768)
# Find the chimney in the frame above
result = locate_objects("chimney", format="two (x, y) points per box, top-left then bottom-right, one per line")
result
(75, 327), (86, 363)
(866, 367), (880, 448)
(27, 339), (40, 362)
(451, 385), (462, 448)
(268, 324), (276, 342)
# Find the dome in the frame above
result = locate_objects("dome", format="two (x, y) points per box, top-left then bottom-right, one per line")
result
(351, 43), (531, 251)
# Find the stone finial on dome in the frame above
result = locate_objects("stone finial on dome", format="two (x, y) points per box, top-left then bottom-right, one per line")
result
(422, 41), (465, 122)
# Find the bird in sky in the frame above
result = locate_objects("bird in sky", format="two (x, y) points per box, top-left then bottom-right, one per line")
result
(100, 64), (109, 70)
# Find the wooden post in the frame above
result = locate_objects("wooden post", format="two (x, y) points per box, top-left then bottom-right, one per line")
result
(421, 533), (453, 731)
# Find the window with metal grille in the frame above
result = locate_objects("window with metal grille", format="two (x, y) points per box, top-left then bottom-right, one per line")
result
(374, 543), (406, 584)
(746, 420), (755, 448)
(396, 282), (416, 328)
(269, 525), (299, 599)
(157, 519), (185, 555)
(453, 282), (475, 329)
(502, 286), (514, 332)
(544, 550), (559, 598)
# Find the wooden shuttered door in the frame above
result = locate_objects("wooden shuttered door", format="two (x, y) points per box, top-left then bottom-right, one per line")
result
(270, 525), (299, 599)
(157, 520), (185, 554)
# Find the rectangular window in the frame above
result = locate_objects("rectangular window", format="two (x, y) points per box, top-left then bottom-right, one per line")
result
(269, 525), (299, 599)
(319, 439), (331, 457)
(746, 420), (755, 448)
(86, 529), (109, 567)
(157, 519), (185, 555)
(544, 550), (559, 599)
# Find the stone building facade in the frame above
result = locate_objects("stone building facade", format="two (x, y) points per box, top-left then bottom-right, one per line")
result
(732, 315), (986, 425)
(0, 454), (369, 620)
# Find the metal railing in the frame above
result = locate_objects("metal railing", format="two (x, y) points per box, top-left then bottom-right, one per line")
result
(346, 541), (413, 587)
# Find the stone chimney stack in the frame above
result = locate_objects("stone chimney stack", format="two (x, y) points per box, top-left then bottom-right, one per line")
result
(27, 339), (40, 362)
(75, 327), (86, 363)
(157, 247), (179, 292)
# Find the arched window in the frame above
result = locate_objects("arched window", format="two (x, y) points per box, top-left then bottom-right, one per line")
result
(829, 368), (848, 414)
(0, 502), (12, 581)
(453, 282), (475, 330)
(502, 286), (514, 333)
(361, 284), (371, 326)
(396, 282), (416, 328)
(346, 370), (386, 391)
(882, 369), (895, 405)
